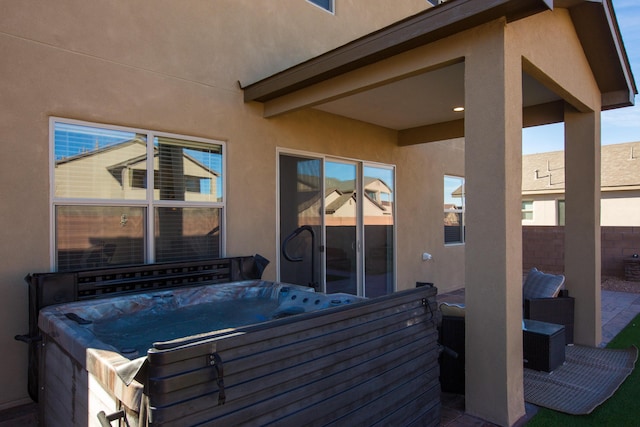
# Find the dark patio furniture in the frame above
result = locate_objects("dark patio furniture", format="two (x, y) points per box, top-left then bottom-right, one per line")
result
(522, 268), (574, 345)
(438, 265), (574, 393)
(439, 314), (465, 394)
(522, 319), (566, 372)
(524, 289), (574, 344)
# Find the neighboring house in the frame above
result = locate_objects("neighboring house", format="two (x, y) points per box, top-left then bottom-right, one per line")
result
(324, 177), (394, 225)
(1, 1), (635, 424)
(522, 141), (640, 226)
(56, 138), (219, 201)
(54, 137), (221, 269)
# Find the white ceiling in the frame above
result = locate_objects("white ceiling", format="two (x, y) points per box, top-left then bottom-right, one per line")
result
(313, 62), (561, 130)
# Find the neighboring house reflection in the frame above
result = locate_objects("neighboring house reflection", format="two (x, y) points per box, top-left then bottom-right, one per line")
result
(55, 137), (218, 201)
(55, 138), (221, 269)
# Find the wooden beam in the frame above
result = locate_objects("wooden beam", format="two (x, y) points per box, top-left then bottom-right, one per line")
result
(398, 120), (464, 146)
(397, 101), (564, 146)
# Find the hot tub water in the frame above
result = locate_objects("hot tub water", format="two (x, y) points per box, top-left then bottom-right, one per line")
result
(91, 298), (280, 357)
(49, 280), (360, 358)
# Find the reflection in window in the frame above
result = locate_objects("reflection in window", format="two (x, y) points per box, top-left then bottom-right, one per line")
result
(55, 206), (145, 271)
(155, 207), (220, 262)
(307, 0), (334, 13)
(364, 166), (394, 298)
(52, 119), (224, 270)
(557, 200), (565, 226)
(154, 136), (222, 202)
(54, 123), (147, 200)
(444, 175), (465, 244)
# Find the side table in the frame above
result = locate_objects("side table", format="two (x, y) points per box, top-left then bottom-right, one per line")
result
(523, 319), (565, 372)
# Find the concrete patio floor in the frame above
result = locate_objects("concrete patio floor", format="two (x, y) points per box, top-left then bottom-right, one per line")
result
(438, 287), (640, 427)
(2, 288), (639, 427)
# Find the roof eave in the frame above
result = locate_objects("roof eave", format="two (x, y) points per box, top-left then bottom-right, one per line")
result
(569, 0), (637, 110)
(243, 0), (636, 112)
(242, 0), (553, 103)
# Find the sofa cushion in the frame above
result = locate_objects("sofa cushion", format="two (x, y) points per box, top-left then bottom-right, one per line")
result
(523, 268), (565, 300)
(440, 302), (466, 317)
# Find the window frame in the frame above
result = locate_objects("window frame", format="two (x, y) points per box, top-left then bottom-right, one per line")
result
(521, 200), (534, 221)
(306, 0), (335, 14)
(444, 175), (465, 245)
(49, 117), (226, 270)
(557, 199), (565, 226)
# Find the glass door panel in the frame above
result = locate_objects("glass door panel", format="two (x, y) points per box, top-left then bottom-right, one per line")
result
(279, 153), (395, 297)
(325, 161), (358, 294)
(363, 166), (394, 297)
(279, 154), (322, 288)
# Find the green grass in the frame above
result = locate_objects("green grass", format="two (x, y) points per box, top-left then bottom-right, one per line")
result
(526, 314), (640, 426)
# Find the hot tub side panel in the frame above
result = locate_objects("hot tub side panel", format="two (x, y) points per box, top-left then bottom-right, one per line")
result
(40, 336), (143, 427)
(145, 286), (440, 426)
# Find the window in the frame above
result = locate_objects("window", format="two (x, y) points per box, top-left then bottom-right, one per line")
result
(307, 0), (334, 13)
(557, 200), (565, 226)
(51, 118), (224, 271)
(522, 200), (534, 220)
(444, 175), (464, 244)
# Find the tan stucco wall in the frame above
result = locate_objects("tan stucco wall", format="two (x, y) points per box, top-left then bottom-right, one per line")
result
(462, 19), (526, 425)
(396, 139), (466, 292)
(515, 10), (601, 113)
(0, 0), (436, 409)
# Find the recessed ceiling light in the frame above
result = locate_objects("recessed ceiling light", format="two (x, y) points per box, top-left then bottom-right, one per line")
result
(453, 106), (465, 112)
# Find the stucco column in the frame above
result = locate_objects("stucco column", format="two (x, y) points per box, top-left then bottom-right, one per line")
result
(564, 104), (602, 346)
(463, 21), (525, 427)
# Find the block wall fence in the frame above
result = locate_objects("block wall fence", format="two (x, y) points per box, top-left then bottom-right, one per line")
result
(523, 226), (640, 278)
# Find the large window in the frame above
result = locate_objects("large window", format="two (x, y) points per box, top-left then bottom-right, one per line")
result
(51, 118), (224, 271)
(444, 175), (465, 244)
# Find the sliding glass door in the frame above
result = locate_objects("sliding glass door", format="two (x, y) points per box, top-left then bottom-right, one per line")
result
(279, 152), (395, 297)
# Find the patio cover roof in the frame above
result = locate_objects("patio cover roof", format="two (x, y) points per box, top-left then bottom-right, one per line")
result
(241, 2), (636, 425)
(243, 0), (636, 132)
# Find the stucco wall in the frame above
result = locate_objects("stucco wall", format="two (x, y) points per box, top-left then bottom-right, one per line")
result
(1, 0), (437, 409)
(396, 139), (466, 292)
(601, 190), (640, 226)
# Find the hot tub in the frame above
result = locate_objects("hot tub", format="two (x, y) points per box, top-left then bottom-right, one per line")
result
(37, 280), (440, 426)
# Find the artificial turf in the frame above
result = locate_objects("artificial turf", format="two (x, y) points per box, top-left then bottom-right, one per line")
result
(525, 314), (640, 426)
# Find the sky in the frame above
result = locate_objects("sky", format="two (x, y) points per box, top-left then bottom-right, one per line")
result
(522, 0), (640, 155)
